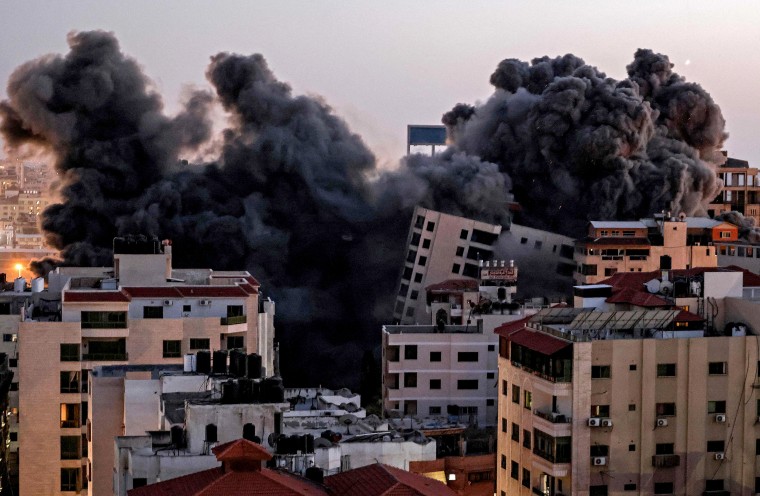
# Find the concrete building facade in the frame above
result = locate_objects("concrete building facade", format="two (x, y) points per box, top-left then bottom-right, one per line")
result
(708, 154), (760, 223)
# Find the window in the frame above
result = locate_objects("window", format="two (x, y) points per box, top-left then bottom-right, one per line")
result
(404, 345), (417, 360)
(523, 429), (531, 449)
(406, 250), (417, 263)
(591, 365), (611, 378)
(523, 390), (532, 409)
(707, 440), (725, 452)
(590, 445), (609, 457)
(162, 340), (181, 358)
(405, 307), (414, 317)
(502, 418), (507, 432)
(60, 344), (80, 362)
(409, 290), (418, 300)
(520, 237), (528, 244)
(2, 334), (11, 342)
(60, 371), (80, 393)
(629, 364), (637, 371)
(604, 268), (617, 276)
(456, 246), (464, 257)
(81, 311), (127, 329)
(227, 335), (243, 349)
(654, 482), (673, 494)
(402, 267), (413, 280)
(418, 256), (427, 266)
(404, 373), (417, 388)
(756, 439), (760, 455)
(629, 404), (636, 411)
(133, 478), (147, 488)
(426, 221), (435, 232)
(462, 263), (479, 278)
(429, 406), (441, 415)
(183, 304), (191, 313)
(61, 468), (80, 492)
(705, 480), (724, 492)
(655, 443), (674, 455)
(522, 468), (530, 488)
(707, 400), (726, 414)
(467, 471), (492, 483)
(511, 422), (519, 441)
(205, 423), (218, 443)
(534, 240), (542, 250)
(629, 444), (635, 451)
(486, 372), (495, 379)
(512, 385), (520, 404)
(458, 351), (478, 362)
(709, 361), (727, 375)
(142, 306), (163, 319)
(502, 380), (508, 396)
(657, 363), (676, 377)
(501, 455), (507, 470)
(591, 404), (610, 417)
(9, 382), (17, 391)
(189, 338), (210, 350)
(9, 433), (16, 442)
(60, 403), (81, 428)
(487, 398), (495, 406)
(656, 402), (676, 416)
(9, 359), (16, 368)
(413, 272), (423, 283)
(429, 379), (441, 390)
(624, 483), (637, 491)
(488, 344), (495, 351)
(510, 461), (518, 479)
(457, 380), (478, 389)
(452, 263), (460, 274)
(589, 486), (608, 496)
(415, 215), (424, 228)
(429, 351), (441, 362)
(61, 436), (80, 460)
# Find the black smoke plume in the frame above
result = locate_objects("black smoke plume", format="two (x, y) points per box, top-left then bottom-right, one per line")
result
(0, 31), (508, 388)
(443, 50), (727, 236)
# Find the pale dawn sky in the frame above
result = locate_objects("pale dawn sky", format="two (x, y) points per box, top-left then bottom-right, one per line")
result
(1, 0), (759, 166)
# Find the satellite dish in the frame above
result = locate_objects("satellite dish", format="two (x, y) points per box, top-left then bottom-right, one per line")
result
(339, 414), (358, 435)
(645, 279), (661, 294)
(660, 281), (673, 295)
(314, 437), (332, 448)
(267, 432), (278, 448)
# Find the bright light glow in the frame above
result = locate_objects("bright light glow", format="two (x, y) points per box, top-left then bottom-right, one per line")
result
(447, 473), (456, 481)
(14, 264), (22, 278)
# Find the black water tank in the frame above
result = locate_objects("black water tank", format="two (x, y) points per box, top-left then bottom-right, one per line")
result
(262, 377), (284, 403)
(251, 380), (261, 402)
(238, 378), (253, 402)
(660, 255), (672, 270)
(229, 350), (246, 377)
(305, 467), (324, 484)
(221, 380), (238, 404)
(170, 426), (185, 448)
(305, 434), (314, 453)
(196, 351), (211, 375)
(246, 353), (262, 379)
(213, 351), (227, 375)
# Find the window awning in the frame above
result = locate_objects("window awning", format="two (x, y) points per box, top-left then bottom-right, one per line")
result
(509, 329), (571, 356)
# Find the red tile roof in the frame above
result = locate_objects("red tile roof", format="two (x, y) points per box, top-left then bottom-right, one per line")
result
(425, 278), (478, 292)
(577, 237), (651, 246)
(324, 463), (457, 496)
(212, 439), (272, 462)
(175, 286), (250, 298)
(122, 287), (183, 299)
(494, 315), (533, 337)
(507, 328), (572, 356)
(606, 287), (669, 307)
(63, 291), (130, 303)
(675, 310), (704, 322)
(599, 266), (760, 289)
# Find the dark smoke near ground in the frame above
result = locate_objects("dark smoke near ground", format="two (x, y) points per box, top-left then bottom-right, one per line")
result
(443, 50), (727, 236)
(0, 31), (509, 390)
(0, 33), (730, 389)
(717, 212), (760, 244)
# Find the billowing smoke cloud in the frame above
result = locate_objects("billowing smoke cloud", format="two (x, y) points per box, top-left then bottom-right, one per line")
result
(717, 211), (760, 244)
(0, 31), (509, 389)
(443, 50), (727, 236)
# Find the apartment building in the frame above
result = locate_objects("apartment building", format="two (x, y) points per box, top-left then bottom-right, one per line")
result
(496, 268), (760, 496)
(708, 154), (760, 223)
(574, 216), (725, 285)
(393, 206), (502, 324)
(17, 236), (275, 495)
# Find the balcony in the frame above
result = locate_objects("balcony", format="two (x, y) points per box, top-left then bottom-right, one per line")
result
(533, 410), (572, 437)
(220, 315), (247, 326)
(82, 352), (129, 361)
(652, 454), (680, 468)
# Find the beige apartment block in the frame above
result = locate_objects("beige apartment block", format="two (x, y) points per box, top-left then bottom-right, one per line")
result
(17, 237), (274, 496)
(496, 270), (760, 496)
(574, 218), (723, 285)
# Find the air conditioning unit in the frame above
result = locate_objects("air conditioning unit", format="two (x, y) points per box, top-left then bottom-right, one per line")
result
(656, 418), (668, 427)
(592, 456), (607, 466)
(587, 418), (601, 427)
(601, 419), (613, 427)
(199, 300), (211, 306)
(163, 300), (173, 306)
(715, 414), (726, 423)
(714, 452), (725, 460)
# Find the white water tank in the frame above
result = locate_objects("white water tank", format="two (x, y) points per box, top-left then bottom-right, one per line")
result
(13, 277), (25, 293)
(183, 354), (197, 373)
(31, 277), (44, 293)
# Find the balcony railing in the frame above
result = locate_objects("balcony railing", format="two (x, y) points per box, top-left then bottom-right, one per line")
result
(534, 410), (571, 423)
(81, 322), (127, 329)
(533, 448), (571, 464)
(221, 315), (247, 325)
(82, 352), (128, 361)
(511, 362), (571, 383)
(652, 454), (680, 468)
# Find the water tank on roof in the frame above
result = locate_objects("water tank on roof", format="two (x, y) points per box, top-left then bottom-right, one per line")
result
(246, 353), (262, 379)
(196, 351), (211, 375)
(13, 277), (25, 293)
(229, 350), (247, 377)
(31, 277), (44, 293)
(238, 378), (253, 402)
(183, 354), (196, 373)
(221, 380), (238, 404)
(212, 350), (227, 375)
